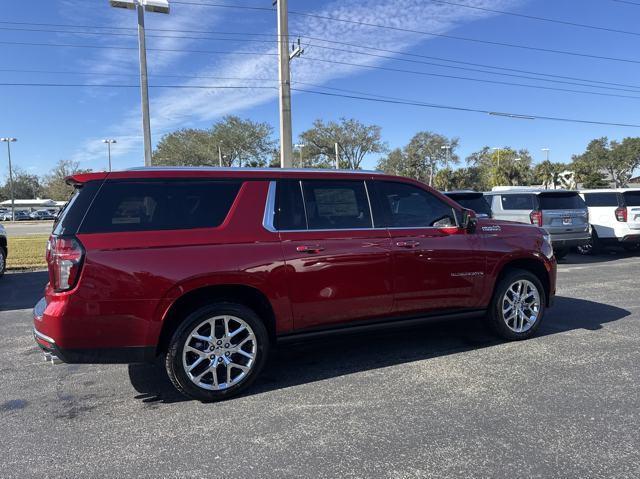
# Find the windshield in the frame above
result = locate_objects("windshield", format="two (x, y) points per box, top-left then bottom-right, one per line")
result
(539, 193), (586, 210)
(623, 191), (640, 207)
(448, 194), (492, 217)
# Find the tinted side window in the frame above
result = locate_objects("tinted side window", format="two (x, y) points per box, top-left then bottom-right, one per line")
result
(374, 181), (457, 228)
(449, 194), (492, 217)
(583, 193), (620, 207)
(301, 180), (372, 230)
(501, 194), (534, 210)
(539, 193), (586, 210)
(80, 180), (241, 233)
(274, 180), (306, 230)
(53, 180), (101, 235)
(623, 192), (640, 207)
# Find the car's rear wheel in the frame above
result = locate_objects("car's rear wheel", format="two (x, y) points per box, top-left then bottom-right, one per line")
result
(577, 230), (600, 255)
(165, 303), (269, 402)
(487, 268), (546, 340)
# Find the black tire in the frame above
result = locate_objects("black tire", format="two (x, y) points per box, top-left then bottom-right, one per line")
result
(622, 242), (640, 253)
(577, 230), (600, 255)
(165, 302), (269, 402)
(554, 247), (569, 260)
(487, 268), (546, 341)
(0, 247), (6, 277)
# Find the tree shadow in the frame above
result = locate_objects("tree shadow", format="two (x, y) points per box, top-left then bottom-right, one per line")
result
(0, 271), (48, 312)
(128, 296), (630, 404)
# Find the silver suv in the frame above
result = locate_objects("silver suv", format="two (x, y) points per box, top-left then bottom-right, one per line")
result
(485, 189), (590, 259)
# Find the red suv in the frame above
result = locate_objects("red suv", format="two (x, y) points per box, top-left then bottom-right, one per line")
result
(34, 168), (556, 401)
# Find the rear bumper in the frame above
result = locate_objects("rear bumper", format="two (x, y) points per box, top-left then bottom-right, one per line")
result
(33, 297), (155, 364)
(550, 236), (590, 248)
(621, 234), (640, 244)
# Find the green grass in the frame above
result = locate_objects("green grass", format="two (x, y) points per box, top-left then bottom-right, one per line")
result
(7, 235), (49, 270)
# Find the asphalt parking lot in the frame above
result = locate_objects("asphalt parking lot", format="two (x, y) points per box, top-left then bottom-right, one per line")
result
(1, 252), (639, 478)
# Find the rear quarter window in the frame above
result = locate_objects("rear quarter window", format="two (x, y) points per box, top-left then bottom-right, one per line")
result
(583, 193), (620, 207)
(623, 192), (640, 206)
(79, 180), (241, 233)
(53, 181), (102, 236)
(539, 193), (586, 210)
(500, 194), (535, 210)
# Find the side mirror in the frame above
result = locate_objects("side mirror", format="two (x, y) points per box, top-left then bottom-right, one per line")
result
(461, 208), (478, 233)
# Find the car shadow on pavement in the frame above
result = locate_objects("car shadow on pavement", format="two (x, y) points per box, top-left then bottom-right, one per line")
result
(0, 271), (48, 312)
(128, 295), (630, 404)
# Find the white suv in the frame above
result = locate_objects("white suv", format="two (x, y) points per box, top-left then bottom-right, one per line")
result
(579, 189), (640, 253)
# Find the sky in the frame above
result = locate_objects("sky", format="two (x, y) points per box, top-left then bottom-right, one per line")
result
(1, 0), (640, 178)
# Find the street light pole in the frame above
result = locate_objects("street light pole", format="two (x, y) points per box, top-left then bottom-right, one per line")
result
(0, 138), (17, 221)
(440, 144), (451, 191)
(334, 142), (340, 169)
(218, 143), (223, 167)
(109, 0), (169, 167)
(542, 148), (550, 162)
(294, 143), (305, 168)
(102, 139), (117, 171)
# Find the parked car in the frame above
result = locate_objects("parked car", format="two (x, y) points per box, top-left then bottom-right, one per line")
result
(2, 210), (31, 221)
(578, 189), (640, 254)
(0, 210), (11, 221)
(34, 168), (556, 401)
(0, 223), (6, 277)
(485, 189), (590, 259)
(443, 190), (492, 218)
(29, 210), (56, 221)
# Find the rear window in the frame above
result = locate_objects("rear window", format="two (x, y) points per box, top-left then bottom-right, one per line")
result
(53, 181), (101, 236)
(448, 194), (491, 217)
(623, 191), (640, 207)
(79, 180), (241, 233)
(501, 194), (534, 210)
(583, 193), (620, 207)
(539, 193), (586, 210)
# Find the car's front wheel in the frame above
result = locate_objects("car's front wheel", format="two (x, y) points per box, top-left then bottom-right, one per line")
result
(0, 247), (6, 277)
(165, 303), (269, 402)
(488, 268), (546, 340)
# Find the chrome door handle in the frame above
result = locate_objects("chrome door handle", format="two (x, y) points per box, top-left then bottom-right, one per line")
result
(396, 240), (420, 248)
(296, 245), (325, 254)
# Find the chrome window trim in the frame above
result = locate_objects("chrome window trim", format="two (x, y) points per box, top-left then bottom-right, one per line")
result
(262, 178), (461, 233)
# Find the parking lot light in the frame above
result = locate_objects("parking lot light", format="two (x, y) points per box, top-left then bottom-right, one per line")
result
(102, 139), (117, 171)
(0, 137), (17, 221)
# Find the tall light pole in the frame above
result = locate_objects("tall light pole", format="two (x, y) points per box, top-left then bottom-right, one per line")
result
(102, 139), (117, 171)
(0, 138), (17, 222)
(294, 143), (305, 167)
(109, 0), (169, 167)
(218, 143), (223, 167)
(276, 0), (303, 168)
(334, 142), (340, 169)
(541, 147), (550, 162)
(441, 144), (452, 191)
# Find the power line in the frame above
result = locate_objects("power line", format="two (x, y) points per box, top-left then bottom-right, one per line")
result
(290, 87), (640, 128)
(612, 0), (640, 5)
(171, 1), (640, 65)
(3, 19), (640, 91)
(427, 0), (640, 37)
(299, 56), (640, 101)
(2, 80), (638, 128)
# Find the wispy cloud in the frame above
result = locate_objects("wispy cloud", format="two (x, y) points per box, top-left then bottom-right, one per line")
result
(69, 0), (526, 166)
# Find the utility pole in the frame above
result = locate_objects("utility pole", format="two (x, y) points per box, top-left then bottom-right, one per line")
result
(109, 0), (169, 167)
(276, 0), (302, 168)
(103, 139), (117, 171)
(334, 142), (340, 169)
(218, 143), (223, 167)
(0, 138), (16, 221)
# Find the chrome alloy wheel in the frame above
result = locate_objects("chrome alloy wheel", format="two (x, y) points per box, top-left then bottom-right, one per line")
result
(182, 315), (257, 391)
(501, 279), (541, 333)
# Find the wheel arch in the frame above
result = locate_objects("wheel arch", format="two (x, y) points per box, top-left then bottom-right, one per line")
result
(492, 255), (552, 307)
(155, 283), (278, 356)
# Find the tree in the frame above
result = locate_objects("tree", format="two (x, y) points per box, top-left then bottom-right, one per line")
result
(299, 118), (387, 169)
(404, 132), (459, 186)
(376, 148), (408, 176)
(533, 160), (567, 189)
(41, 160), (92, 201)
(466, 147), (533, 188)
(571, 137), (640, 188)
(0, 168), (41, 199)
(153, 116), (276, 167)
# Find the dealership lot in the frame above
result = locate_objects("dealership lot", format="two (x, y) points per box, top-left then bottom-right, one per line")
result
(0, 253), (639, 478)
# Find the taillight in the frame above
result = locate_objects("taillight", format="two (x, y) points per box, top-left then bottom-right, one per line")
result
(615, 206), (628, 222)
(47, 236), (85, 292)
(530, 210), (543, 227)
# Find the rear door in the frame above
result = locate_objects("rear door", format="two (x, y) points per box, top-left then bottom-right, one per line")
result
(371, 180), (486, 315)
(539, 192), (589, 235)
(622, 191), (640, 232)
(582, 192), (620, 238)
(276, 179), (394, 330)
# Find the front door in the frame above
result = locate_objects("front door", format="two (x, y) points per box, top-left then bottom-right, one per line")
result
(370, 180), (486, 316)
